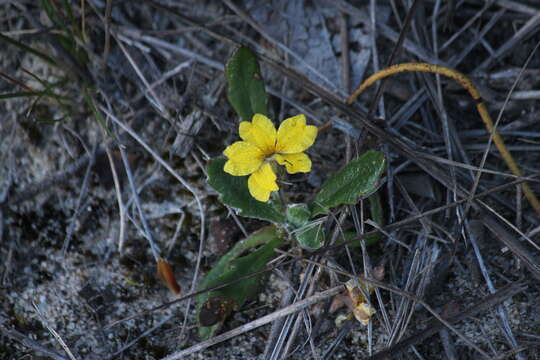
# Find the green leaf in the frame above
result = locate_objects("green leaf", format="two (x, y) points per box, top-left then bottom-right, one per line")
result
(367, 192), (383, 243)
(197, 226), (284, 339)
(295, 222), (325, 250)
(311, 150), (385, 215)
(286, 204), (324, 250)
(208, 158), (285, 223)
(286, 203), (312, 228)
(225, 46), (269, 122)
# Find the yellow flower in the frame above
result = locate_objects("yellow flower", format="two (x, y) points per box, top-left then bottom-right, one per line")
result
(223, 114), (318, 202)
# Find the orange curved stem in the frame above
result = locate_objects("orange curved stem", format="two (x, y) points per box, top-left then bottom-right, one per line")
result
(348, 62), (540, 217)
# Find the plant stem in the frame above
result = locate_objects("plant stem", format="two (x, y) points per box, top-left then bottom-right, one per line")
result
(348, 62), (540, 217)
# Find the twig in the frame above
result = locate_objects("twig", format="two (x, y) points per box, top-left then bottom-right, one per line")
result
(104, 144), (127, 253)
(106, 315), (173, 359)
(367, 0), (422, 117)
(328, 0), (442, 65)
(160, 286), (344, 360)
(368, 281), (527, 359)
(466, 218), (523, 359)
(119, 144), (160, 260)
(263, 287), (294, 359)
(494, 0), (539, 15)
(0, 324), (68, 360)
(113, 31), (167, 116)
(62, 143), (97, 255)
(338, 13), (350, 94)
(101, 106), (206, 342)
(287, 257), (492, 359)
(269, 262), (318, 360)
(101, 0), (113, 68)
(468, 39), (540, 222)
(479, 203), (540, 282)
(32, 302), (79, 360)
(222, 0), (342, 95)
(475, 12), (540, 71)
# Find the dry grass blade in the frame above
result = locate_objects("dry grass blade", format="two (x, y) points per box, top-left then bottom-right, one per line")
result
(0, 324), (69, 360)
(368, 281), (528, 359)
(292, 257), (493, 358)
(161, 286), (344, 360)
(480, 207), (540, 282)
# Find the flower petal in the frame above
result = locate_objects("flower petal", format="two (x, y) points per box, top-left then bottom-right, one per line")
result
(239, 114), (277, 155)
(274, 152), (312, 174)
(353, 303), (376, 326)
(275, 114), (318, 154)
(248, 162), (279, 202)
(223, 141), (264, 176)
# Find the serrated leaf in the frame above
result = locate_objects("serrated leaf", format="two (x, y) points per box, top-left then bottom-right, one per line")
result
(225, 46), (269, 122)
(311, 150), (385, 215)
(197, 226), (283, 339)
(208, 158), (285, 223)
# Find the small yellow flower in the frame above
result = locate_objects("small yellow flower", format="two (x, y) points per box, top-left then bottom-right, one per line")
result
(223, 114), (318, 202)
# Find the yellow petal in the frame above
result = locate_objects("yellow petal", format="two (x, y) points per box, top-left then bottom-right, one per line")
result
(353, 302), (376, 325)
(275, 114), (318, 154)
(247, 162), (279, 202)
(223, 141), (264, 176)
(274, 152), (312, 174)
(239, 114), (277, 155)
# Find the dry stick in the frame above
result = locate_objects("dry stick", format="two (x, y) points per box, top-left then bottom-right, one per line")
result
(101, 105), (206, 338)
(32, 302), (79, 360)
(106, 315), (174, 359)
(161, 286), (344, 360)
(475, 12), (540, 71)
(101, 0), (113, 68)
(290, 257), (491, 359)
(465, 216), (523, 358)
(468, 38), (540, 240)
(494, 0), (538, 15)
(347, 62), (540, 217)
(269, 262), (317, 360)
(222, 0), (342, 95)
(366, 0), (422, 116)
(104, 144), (126, 253)
(111, 30), (172, 120)
(479, 202), (540, 281)
(0, 324), (68, 360)
(328, 0), (441, 65)
(119, 144), (160, 261)
(62, 143), (97, 255)
(368, 281), (528, 360)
